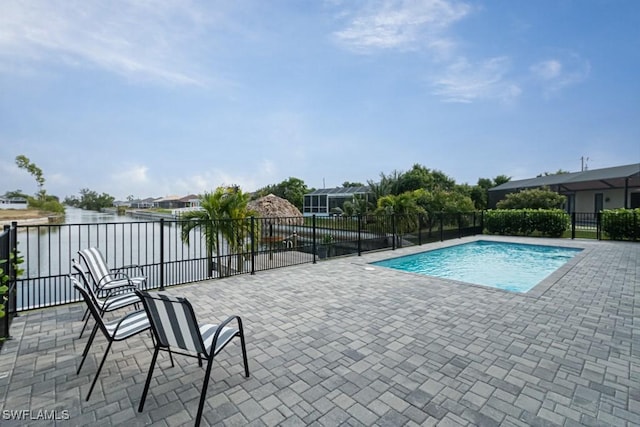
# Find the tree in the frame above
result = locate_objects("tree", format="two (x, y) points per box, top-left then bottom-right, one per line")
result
(341, 194), (370, 216)
(216, 186), (258, 274)
(341, 181), (364, 188)
(63, 195), (80, 207)
(537, 169), (571, 177)
(412, 188), (475, 233)
(3, 190), (28, 199)
(14, 155), (65, 213)
(181, 186), (258, 277)
(471, 175), (511, 210)
(366, 170), (402, 208)
(255, 177), (310, 211)
(375, 192), (425, 246)
(497, 187), (566, 209)
(494, 175), (511, 186)
(15, 155), (45, 200)
(77, 188), (115, 211)
(397, 164), (457, 194)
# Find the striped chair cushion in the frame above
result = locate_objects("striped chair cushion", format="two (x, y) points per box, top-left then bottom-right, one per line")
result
(105, 310), (150, 340)
(96, 292), (140, 312)
(80, 247), (145, 289)
(143, 293), (205, 353)
(200, 324), (240, 356)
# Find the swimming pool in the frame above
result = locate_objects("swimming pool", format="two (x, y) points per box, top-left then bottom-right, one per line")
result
(371, 240), (583, 293)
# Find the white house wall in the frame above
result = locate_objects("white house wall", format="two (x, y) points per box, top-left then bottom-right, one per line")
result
(573, 189), (627, 212)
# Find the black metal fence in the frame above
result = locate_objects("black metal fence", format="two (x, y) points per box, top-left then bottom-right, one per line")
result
(1, 223), (18, 340)
(5, 208), (634, 327)
(5, 212), (483, 316)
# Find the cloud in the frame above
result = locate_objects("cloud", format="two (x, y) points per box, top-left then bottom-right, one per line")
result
(530, 54), (590, 95)
(431, 57), (521, 103)
(111, 165), (150, 186)
(0, 0), (214, 86)
(531, 60), (563, 80)
(333, 0), (471, 55)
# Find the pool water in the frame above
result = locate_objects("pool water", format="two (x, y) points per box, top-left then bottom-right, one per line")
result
(371, 240), (582, 293)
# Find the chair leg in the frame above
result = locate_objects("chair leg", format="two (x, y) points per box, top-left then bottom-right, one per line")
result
(86, 340), (114, 401)
(77, 324), (99, 375)
(238, 322), (250, 378)
(78, 315), (91, 339)
(138, 346), (160, 412)
(195, 357), (215, 427)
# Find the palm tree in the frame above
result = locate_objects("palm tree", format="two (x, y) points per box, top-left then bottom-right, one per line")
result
(375, 193), (425, 247)
(180, 191), (225, 278)
(215, 186), (258, 274)
(180, 186), (258, 278)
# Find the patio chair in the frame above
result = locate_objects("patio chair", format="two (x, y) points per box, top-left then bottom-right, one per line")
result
(135, 290), (249, 427)
(70, 275), (150, 401)
(71, 259), (140, 338)
(78, 247), (146, 295)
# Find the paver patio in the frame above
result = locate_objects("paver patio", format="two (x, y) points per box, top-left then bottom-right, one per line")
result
(0, 236), (638, 426)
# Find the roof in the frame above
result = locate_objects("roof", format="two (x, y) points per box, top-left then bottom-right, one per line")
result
(154, 195), (182, 202)
(179, 194), (200, 202)
(490, 163), (640, 192)
(305, 186), (371, 196)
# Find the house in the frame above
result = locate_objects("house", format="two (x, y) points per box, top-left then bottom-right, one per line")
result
(129, 198), (155, 209)
(0, 196), (28, 210)
(488, 163), (640, 212)
(179, 194), (201, 208)
(153, 195), (183, 209)
(303, 186), (372, 217)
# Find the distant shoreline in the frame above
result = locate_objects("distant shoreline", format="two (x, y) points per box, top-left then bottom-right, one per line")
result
(0, 216), (52, 227)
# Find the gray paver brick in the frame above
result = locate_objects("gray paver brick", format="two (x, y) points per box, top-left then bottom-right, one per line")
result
(0, 237), (637, 427)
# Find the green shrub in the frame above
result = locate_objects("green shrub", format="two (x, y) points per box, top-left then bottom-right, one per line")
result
(0, 265), (8, 319)
(0, 252), (24, 320)
(27, 196), (65, 213)
(484, 209), (569, 237)
(496, 187), (566, 209)
(602, 209), (640, 240)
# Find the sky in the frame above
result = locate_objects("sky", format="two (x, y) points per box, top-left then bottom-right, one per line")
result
(1, 0), (639, 201)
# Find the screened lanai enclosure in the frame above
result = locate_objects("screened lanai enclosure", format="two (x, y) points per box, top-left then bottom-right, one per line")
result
(303, 186), (371, 217)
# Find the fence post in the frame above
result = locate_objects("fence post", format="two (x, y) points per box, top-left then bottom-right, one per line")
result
(457, 213), (462, 238)
(251, 217), (256, 275)
(10, 222), (17, 319)
(159, 218), (165, 290)
(571, 212), (576, 239)
(596, 212), (602, 240)
(392, 214), (396, 250)
(439, 212), (444, 242)
(2, 225), (10, 339)
(357, 214), (362, 256)
(312, 215), (317, 264)
(418, 214), (422, 246)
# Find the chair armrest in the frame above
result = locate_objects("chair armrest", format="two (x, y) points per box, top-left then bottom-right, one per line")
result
(96, 271), (138, 293)
(101, 283), (139, 299)
(210, 315), (244, 355)
(114, 264), (145, 277)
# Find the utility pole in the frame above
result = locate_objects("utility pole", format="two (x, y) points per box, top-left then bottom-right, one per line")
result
(581, 156), (589, 171)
